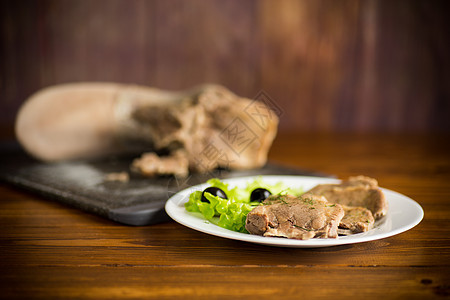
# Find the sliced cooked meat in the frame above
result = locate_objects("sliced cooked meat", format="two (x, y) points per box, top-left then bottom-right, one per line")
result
(341, 175), (378, 188)
(245, 194), (344, 240)
(338, 205), (375, 234)
(131, 149), (189, 177)
(307, 176), (388, 220)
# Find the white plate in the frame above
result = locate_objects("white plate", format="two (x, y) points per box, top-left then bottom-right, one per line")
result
(165, 175), (424, 248)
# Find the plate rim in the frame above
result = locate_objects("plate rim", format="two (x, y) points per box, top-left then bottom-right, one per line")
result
(165, 175), (424, 248)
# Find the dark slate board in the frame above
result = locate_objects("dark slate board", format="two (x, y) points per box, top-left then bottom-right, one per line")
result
(0, 142), (332, 226)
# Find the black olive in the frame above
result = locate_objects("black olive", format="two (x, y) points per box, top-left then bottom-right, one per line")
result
(201, 187), (227, 203)
(250, 188), (272, 202)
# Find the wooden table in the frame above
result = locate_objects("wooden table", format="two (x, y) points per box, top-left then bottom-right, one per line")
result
(1, 133), (449, 299)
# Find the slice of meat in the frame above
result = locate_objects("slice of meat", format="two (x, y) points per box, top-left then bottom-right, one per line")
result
(341, 175), (378, 188)
(338, 205), (375, 234)
(307, 176), (388, 220)
(245, 194), (344, 240)
(131, 149), (189, 177)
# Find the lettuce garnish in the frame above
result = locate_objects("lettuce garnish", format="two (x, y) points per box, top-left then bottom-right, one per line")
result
(184, 177), (303, 233)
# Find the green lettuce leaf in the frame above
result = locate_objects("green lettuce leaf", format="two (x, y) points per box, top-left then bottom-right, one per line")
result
(184, 177), (303, 233)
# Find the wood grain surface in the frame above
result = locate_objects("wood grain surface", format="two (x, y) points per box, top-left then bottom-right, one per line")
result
(1, 132), (449, 299)
(1, 0), (449, 133)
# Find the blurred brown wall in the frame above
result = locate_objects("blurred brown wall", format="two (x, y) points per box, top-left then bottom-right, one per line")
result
(1, 0), (449, 133)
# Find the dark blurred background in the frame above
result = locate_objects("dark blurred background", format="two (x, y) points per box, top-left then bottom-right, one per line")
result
(1, 0), (449, 135)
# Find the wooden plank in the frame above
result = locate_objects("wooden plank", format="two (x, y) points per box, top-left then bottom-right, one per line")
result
(1, 1), (449, 131)
(152, 0), (260, 96)
(0, 133), (449, 298)
(1, 266), (448, 299)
